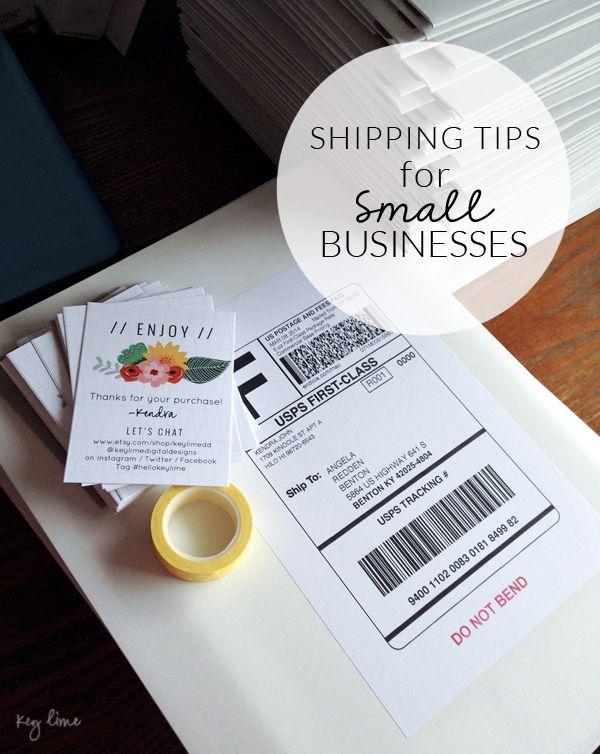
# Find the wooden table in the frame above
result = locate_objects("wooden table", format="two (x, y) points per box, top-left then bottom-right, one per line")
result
(488, 210), (600, 435)
(0, 3), (598, 752)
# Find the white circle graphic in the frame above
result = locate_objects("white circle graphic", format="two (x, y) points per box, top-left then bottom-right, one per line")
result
(277, 43), (570, 335)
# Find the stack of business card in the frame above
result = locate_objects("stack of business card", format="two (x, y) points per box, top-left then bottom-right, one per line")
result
(178, 0), (600, 222)
(2, 282), (257, 511)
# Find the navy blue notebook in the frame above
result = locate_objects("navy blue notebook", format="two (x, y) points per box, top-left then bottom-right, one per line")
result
(0, 33), (120, 310)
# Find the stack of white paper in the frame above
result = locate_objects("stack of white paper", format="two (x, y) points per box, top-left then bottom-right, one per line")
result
(178, 0), (600, 222)
(2, 281), (257, 511)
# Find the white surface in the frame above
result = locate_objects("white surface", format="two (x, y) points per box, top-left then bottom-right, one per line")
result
(1, 180), (600, 753)
(224, 265), (600, 733)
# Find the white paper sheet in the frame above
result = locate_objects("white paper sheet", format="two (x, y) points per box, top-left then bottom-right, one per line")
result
(229, 265), (600, 734)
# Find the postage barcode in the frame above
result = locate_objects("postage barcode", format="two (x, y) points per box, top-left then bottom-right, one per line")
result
(358, 465), (514, 597)
(280, 307), (386, 384)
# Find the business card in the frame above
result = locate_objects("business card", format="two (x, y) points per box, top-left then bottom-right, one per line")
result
(64, 301), (235, 486)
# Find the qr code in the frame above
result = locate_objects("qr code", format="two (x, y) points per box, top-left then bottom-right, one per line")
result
(280, 308), (385, 384)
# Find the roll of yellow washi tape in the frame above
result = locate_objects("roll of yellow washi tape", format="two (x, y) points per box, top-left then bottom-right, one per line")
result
(151, 485), (252, 582)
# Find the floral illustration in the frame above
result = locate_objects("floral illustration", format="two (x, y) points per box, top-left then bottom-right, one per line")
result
(93, 341), (229, 388)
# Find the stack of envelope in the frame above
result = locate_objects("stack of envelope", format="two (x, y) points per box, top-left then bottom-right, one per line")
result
(178, 0), (600, 222)
(2, 282), (257, 511)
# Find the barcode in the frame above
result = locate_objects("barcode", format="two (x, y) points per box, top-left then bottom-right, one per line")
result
(358, 465), (514, 596)
(280, 307), (386, 384)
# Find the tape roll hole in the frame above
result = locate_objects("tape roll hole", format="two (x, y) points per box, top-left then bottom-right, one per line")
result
(166, 489), (240, 560)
